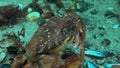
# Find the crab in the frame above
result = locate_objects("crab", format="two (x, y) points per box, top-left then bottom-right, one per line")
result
(11, 13), (86, 68)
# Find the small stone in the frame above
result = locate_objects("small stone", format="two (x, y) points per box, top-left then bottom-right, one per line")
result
(0, 64), (11, 68)
(76, 1), (93, 12)
(0, 51), (7, 62)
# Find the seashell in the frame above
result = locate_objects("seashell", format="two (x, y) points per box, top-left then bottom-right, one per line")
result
(87, 61), (99, 68)
(85, 50), (105, 58)
(26, 11), (40, 21)
(0, 64), (11, 68)
(104, 63), (120, 68)
(0, 51), (7, 62)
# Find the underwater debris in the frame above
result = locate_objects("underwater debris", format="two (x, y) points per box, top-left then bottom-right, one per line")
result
(104, 10), (119, 18)
(85, 50), (105, 58)
(0, 5), (22, 26)
(0, 51), (7, 63)
(75, 1), (93, 12)
(0, 38), (16, 48)
(46, 0), (64, 8)
(64, 54), (82, 68)
(2, 32), (22, 48)
(104, 63), (120, 68)
(0, 64), (11, 68)
(86, 61), (99, 68)
(113, 24), (120, 29)
(90, 9), (98, 15)
(7, 46), (18, 55)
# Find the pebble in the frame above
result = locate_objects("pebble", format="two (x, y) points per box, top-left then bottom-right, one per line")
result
(0, 51), (7, 62)
(104, 63), (120, 68)
(85, 50), (105, 58)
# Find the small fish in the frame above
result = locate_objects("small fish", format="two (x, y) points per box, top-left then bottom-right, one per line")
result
(85, 50), (105, 58)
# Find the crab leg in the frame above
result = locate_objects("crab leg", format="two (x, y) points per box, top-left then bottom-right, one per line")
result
(75, 19), (86, 68)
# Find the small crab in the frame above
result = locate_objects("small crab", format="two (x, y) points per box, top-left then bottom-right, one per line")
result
(11, 13), (86, 68)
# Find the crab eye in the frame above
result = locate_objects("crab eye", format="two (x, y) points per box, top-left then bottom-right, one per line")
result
(61, 27), (69, 35)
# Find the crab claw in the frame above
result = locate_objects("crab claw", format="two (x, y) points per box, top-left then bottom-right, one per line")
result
(11, 54), (27, 68)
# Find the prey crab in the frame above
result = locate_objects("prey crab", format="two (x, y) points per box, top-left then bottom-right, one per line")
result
(11, 13), (86, 68)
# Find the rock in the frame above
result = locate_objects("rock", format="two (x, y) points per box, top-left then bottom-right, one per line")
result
(104, 63), (120, 68)
(0, 64), (11, 68)
(0, 51), (7, 62)
(0, 39), (15, 48)
(76, 1), (93, 12)
(113, 24), (120, 29)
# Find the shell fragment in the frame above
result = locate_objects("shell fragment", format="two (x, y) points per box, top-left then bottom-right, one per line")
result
(85, 50), (105, 58)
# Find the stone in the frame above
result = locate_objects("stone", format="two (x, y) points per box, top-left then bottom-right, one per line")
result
(0, 51), (7, 62)
(0, 64), (11, 68)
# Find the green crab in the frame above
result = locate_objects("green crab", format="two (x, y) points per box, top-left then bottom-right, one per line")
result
(11, 13), (86, 68)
